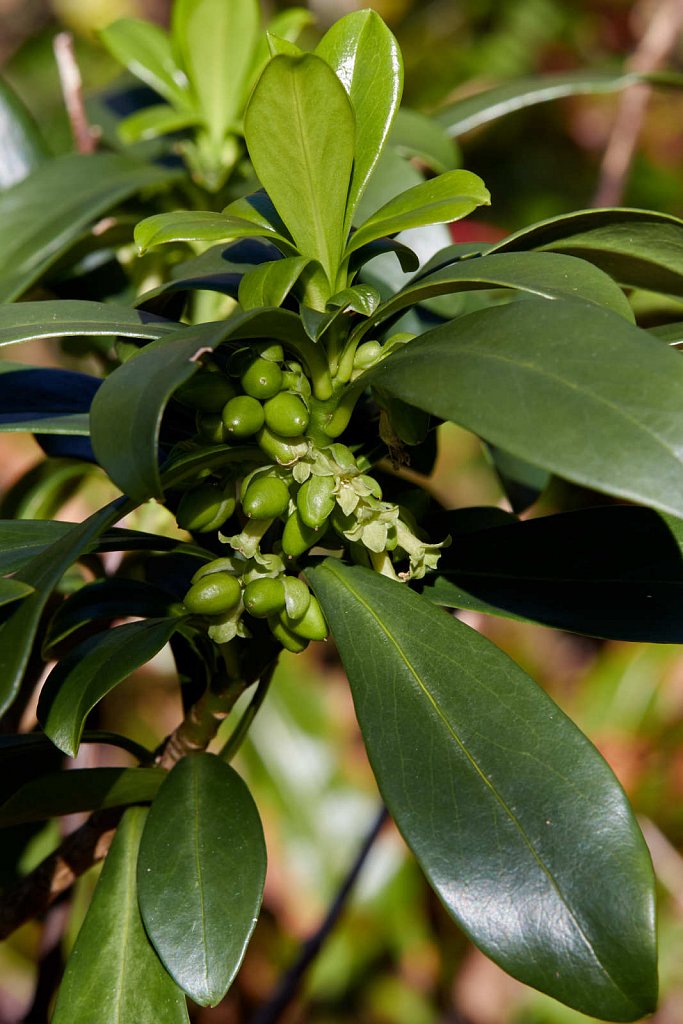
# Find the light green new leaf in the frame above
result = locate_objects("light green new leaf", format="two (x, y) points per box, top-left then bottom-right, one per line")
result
(0, 767), (162, 826)
(118, 105), (201, 144)
(0, 76), (47, 190)
(308, 561), (656, 1022)
(0, 152), (179, 303)
(245, 54), (355, 287)
(173, 0), (259, 142)
(52, 807), (189, 1024)
(316, 9), (403, 231)
(246, 7), (313, 100)
(0, 300), (180, 347)
(135, 210), (288, 253)
(364, 297), (683, 518)
(0, 502), (123, 719)
(238, 256), (310, 310)
(491, 207), (683, 298)
(90, 321), (234, 503)
(100, 18), (192, 109)
(346, 169), (490, 256)
(138, 754), (266, 1006)
(390, 107), (459, 174)
(38, 618), (182, 757)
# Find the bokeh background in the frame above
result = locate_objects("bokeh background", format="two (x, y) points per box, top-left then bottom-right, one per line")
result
(2, 2), (683, 1022)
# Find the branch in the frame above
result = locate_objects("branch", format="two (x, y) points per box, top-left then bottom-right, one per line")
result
(249, 806), (389, 1024)
(592, 0), (683, 207)
(53, 33), (99, 155)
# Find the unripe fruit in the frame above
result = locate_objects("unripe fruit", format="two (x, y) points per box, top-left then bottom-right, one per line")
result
(257, 426), (308, 465)
(282, 510), (319, 557)
(177, 373), (236, 412)
(297, 475), (336, 529)
(183, 572), (241, 615)
(243, 577), (286, 618)
(281, 595), (328, 641)
(222, 395), (265, 438)
(196, 411), (227, 444)
(176, 482), (236, 533)
(353, 340), (382, 370)
(263, 392), (310, 438)
(242, 476), (290, 520)
(254, 341), (284, 362)
(240, 357), (283, 400)
(268, 616), (309, 653)
(192, 557), (240, 584)
(283, 576), (310, 620)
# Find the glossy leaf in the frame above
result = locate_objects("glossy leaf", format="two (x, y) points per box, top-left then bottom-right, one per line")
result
(173, 0), (259, 142)
(346, 169), (490, 256)
(52, 807), (190, 1024)
(90, 321), (234, 503)
(38, 617), (182, 757)
(390, 107), (459, 174)
(100, 18), (192, 109)
(0, 152), (179, 303)
(135, 211), (289, 253)
(0, 76), (47, 190)
(0, 502), (123, 719)
(0, 364), (98, 435)
(365, 297), (683, 518)
(118, 105), (201, 144)
(316, 9), (403, 230)
(423, 505), (683, 642)
(308, 560), (656, 1021)
(491, 208), (683, 297)
(0, 300), (180, 347)
(244, 54), (355, 286)
(137, 753), (266, 1006)
(238, 256), (310, 311)
(246, 7), (314, 100)
(0, 767), (162, 826)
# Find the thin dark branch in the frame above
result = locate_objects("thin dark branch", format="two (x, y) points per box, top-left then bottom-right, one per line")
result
(249, 805), (389, 1024)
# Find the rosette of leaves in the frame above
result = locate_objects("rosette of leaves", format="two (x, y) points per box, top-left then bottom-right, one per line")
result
(7, 5), (683, 1021)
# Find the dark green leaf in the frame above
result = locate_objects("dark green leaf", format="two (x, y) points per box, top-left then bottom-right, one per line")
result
(0, 300), (179, 349)
(0, 152), (180, 302)
(0, 76), (47, 189)
(100, 18), (192, 109)
(0, 730), (153, 766)
(244, 54), (355, 287)
(238, 256), (310, 311)
(491, 208), (683, 298)
(364, 297), (683, 518)
(308, 560), (656, 1021)
(0, 578), (33, 607)
(138, 753), (266, 1006)
(0, 767), (162, 826)
(316, 10), (403, 230)
(52, 806), (189, 1024)
(38, 617), (182, 757)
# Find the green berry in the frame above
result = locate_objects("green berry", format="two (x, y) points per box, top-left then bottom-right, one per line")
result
(183, 572), (241, 615)
(177, 372), (236, 411)
(296, 475), (336, 529)
(254, 341), (284, 362)
(281, 594), (328, 641)
(257, 426), (308, 465)
(242, 476), (290, 520)
(263, 392), (310, 438)
(243, 577), (286, 618)
(282, 510), (319, 557)
(353, 340), (382, 370)
(240, 357), (283, 400)
(222, 395), (265, 438)
(176, 482), (236, 533)
(268, 616), (309, 653)
(192, 557), (240, 584)
(283, 576), (311, 620)
(196, 411), (227, 444)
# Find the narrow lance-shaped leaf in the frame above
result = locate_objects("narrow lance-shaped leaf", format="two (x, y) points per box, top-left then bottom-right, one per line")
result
(316, 9), (403, 231)
(52, 806), (190, 1024)
(238, 256), (311, 311)
(244, 53), (355, 290)
(135, 211), (293, 254)
(99, 18), (193, 109)
(308, 560), (656, 1022)
(0, 767), (163, 826)
(364, 296), (683, 519)
(118, 105), (201, 144)
(138, 753), (267, 1006)
(345, 169), (490, 256)
(0, 300), (181, 347)
(37, 617), (183, 757)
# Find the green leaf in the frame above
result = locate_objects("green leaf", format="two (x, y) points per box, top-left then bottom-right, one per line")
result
(172, 0), (259, 142)
(118, 105), (201, 144)
(389, 107), (459, 174)
(423, 505), (683, 642)
(0, 767), (162, 826)
(90, 321), (234, 503)
(246, 7), (314, 99)
(238, 256), (311, 311)
(38, 617), (182, 757)
(491, 207), (683, 298)
(0, 76), (47, 190)
(316, 10), (403, 231)
(244, 54), (355, 287)
(0, 152), (180, 303)
(354, 251), (633, 343)
(134, 211), (288, 253)
(435, 70), (644, 137)
(52, 806), (189, 1024)
(0, 502), (124, 719)
(346, 169), (490, 257)
(364, 297), (683, 518)
(0, 299), (180, 347)
(99, 18), (192, 109)
(137, 753), (266, 1006)
(0, 578), (33, 608)
(308, 560), (657, 1021)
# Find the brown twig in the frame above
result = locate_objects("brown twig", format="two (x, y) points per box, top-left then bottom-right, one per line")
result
(592, 0), (683, 207)
(52, 32), (99, 155)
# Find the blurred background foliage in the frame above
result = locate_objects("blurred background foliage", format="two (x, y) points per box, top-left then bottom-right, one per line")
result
(2, 1), (683, 1022)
